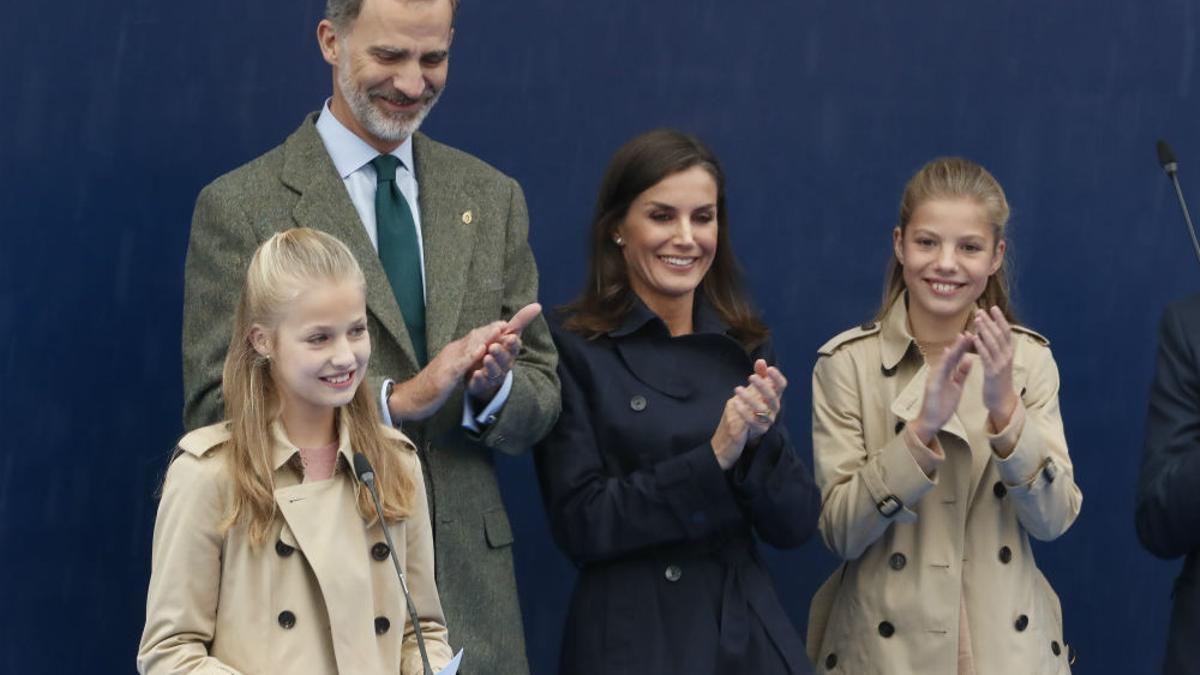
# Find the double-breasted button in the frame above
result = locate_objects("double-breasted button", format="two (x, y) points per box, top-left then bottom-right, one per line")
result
(993, 481), (1007, 498)
(278, 611), (296, 629)
(630, 395), (647, 412)
(275, 540), (295, 557)
(664, 565), (682, 582)
(889, 552), (907, 571)
(1052, 640), (1062, 656)
(894, 420), (905, 434)
(999, 546), (1013, 564)
(371, 542), (390, 561)
(1014, 614), (1029, 632)
(824, 653), (838, 669)
(878, 621), (895, 638)
(375, 617), (391, 635)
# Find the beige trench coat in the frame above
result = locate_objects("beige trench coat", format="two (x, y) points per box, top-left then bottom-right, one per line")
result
(807, 295), (1082, 675)
(138, 417), (454, 675)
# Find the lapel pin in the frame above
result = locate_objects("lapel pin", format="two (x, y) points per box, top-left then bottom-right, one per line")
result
(462, 210), (474, 225)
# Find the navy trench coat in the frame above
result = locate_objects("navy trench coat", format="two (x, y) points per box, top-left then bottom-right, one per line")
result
(534, 301), (820, 675)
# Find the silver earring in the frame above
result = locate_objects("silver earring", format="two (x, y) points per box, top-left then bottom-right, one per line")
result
(614, 236), (624, 246)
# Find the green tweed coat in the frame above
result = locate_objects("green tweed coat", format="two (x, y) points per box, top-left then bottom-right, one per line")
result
(180, 113), (560, 675)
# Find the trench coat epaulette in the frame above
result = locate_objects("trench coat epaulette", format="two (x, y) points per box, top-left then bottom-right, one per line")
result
(1011, 323), (1050, 347)
(817, 322), (883, 356)
(176, 421), (233, 458)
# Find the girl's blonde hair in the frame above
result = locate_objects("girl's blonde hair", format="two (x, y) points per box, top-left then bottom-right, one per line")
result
(221, 227), (415, 545)
(877, 156), (1017, 322)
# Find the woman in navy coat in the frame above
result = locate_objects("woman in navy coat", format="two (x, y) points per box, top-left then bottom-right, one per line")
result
(534, 129), (821, 674)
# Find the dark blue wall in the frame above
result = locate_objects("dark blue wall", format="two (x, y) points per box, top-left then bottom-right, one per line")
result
(3, 1), (1198, 672)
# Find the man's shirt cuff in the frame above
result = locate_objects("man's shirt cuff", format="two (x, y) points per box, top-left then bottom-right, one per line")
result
(462, 371), (513, 432)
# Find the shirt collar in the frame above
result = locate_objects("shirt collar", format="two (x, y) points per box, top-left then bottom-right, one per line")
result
(314, 99), (415, 180)
(879, 291), (917, 372)
(270, 409), (355, 473)
(608, 293), (732, 339)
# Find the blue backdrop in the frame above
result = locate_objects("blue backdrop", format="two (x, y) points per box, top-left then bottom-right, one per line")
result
(2, 1), (1198, 672)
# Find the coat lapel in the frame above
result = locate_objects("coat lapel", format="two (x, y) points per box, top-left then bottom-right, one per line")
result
(281, 116), (420, 370)
(275, 477), (375, 674)
(413, 133), (477, 354)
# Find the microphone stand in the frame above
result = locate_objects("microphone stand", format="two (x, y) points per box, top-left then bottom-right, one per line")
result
(1167, 168), (1200, 266)
(355, 454), (435, 675)
(1157, 139), (1200, 266)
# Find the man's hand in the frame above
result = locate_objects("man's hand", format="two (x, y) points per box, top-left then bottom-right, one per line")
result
(465, 303), (543, 402)
(388, 321), (506, 423)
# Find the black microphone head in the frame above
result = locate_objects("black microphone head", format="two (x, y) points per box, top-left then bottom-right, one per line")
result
(352, 452), (375, 484)
(1158, 139), (1179, 175)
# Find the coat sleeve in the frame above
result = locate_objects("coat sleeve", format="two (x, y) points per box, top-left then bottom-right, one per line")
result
(181, 184), (259, 432)
(476, 178), (561, 455)
(988, 341), (1082, 541)
(1137, 302), (1200, 558)
(398, 452), (455, 675)
(138, 454), (245, 675)
(533, 335), (747, 563)
(724, 344), (821, 550)
(811, 350), (937, 560)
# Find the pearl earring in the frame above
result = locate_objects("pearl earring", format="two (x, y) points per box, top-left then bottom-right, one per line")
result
(614, 236), (624, 246)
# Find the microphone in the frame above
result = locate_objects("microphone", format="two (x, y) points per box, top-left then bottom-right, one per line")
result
(353, 453), (435, 675)
(1155, 139), (1200, 266)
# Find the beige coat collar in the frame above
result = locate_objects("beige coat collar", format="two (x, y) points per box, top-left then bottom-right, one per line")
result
(269, 410), (355, 474)
(879, 293), (917, 373)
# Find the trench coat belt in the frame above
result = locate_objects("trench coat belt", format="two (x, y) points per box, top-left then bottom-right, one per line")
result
(593, 531), (803, 673)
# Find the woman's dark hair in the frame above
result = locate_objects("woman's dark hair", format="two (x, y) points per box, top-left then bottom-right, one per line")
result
(563, 129), (768, 350)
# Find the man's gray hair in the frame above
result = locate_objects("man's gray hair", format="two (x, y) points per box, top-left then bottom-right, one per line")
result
(325, 0), (459, 27)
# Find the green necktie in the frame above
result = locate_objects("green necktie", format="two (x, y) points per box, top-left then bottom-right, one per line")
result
(371, 155), (427, 365)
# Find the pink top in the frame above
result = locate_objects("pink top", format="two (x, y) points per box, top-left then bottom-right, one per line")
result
(298, 441), (339, 482)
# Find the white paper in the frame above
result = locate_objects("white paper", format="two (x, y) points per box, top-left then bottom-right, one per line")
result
(435, 649), (464, 675)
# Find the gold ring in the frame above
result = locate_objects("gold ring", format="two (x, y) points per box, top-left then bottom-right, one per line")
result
(754, 410), (772, 423)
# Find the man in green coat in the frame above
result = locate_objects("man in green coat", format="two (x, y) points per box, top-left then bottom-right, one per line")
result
(180, 0), (560, 672)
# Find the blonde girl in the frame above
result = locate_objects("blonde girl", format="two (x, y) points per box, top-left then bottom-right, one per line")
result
(808, 158), (1082, 674)
(139, 228), (453, 675)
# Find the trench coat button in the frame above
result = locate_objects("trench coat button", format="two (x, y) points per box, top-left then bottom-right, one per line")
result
(1042, 458), (1058, 484)
(375, 616), (391, 635)
(860, 322), (876, 331)
(664, 565), (682, 582)
(275, 540), (295, 557)
(894, 420), (905, 434)
(1014, 614), (1029, 632)
(1052, 640), (1062, 656)
(993, 481), (1007, 498)
(999, 546), (1013, 564)
(630, 395), (647, 412)
(371, 542), (390, 561)
(878, 621), (895, 638)
(889, 552), (907, 571)
(278, 611), (296, 629)
(825, 652), (838, 669)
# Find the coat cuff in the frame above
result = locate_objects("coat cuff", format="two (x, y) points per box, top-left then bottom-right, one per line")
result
(654, 443), (745, 537)
(992, 403), (1046, 487)
(988, 399), (1027, 458)
(861, 429), (937, 522)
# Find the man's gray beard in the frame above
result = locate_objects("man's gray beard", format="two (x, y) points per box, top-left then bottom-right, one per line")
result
(337, 60), (443, 143)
